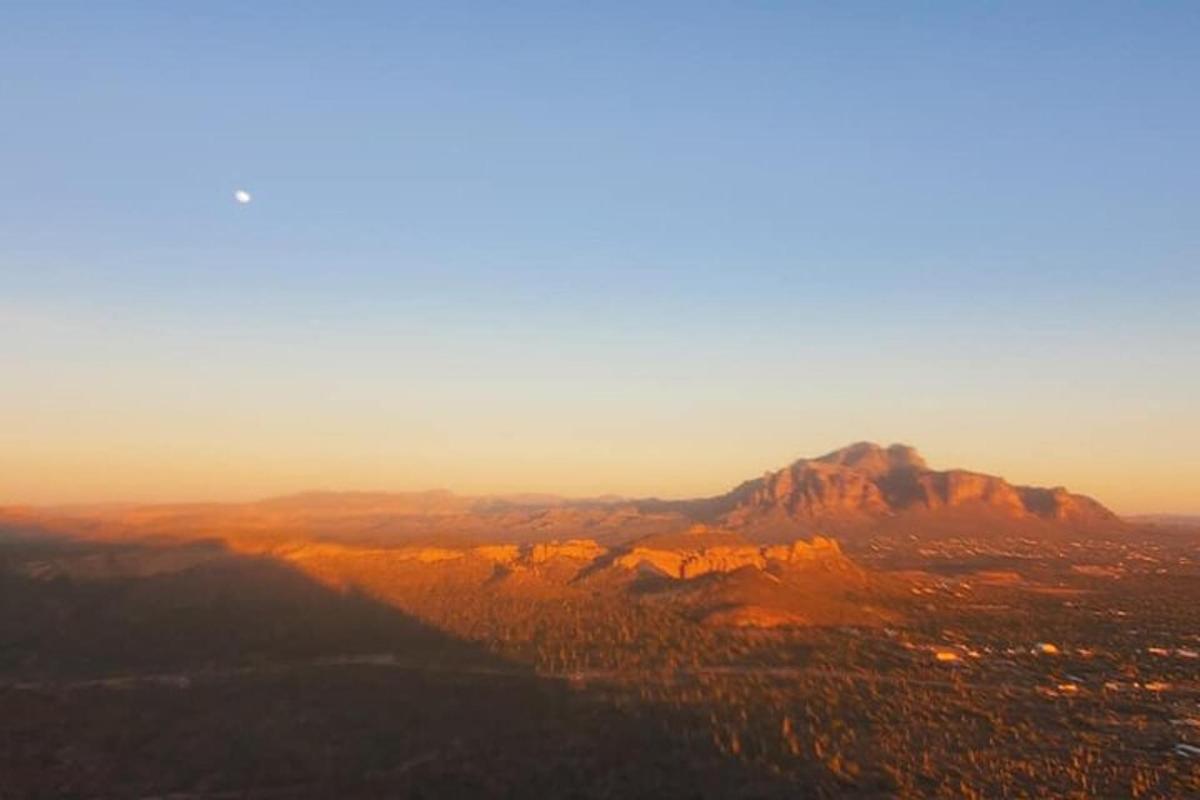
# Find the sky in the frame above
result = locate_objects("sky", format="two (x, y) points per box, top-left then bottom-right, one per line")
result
(1, 2), (1198, 512)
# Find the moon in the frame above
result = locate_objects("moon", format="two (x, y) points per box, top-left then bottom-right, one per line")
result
(234, 189), (252, 205)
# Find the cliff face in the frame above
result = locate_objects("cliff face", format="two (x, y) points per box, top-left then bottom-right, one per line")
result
(710, 442), (1118, 531)
(612, 529), (848, 580)
(1016, 486), (1116, 523)
(267, 528), (859, 602)
(733, 463), (891, 518)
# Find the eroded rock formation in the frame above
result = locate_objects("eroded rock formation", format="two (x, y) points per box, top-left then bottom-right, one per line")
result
(714, 442), (1118, 529)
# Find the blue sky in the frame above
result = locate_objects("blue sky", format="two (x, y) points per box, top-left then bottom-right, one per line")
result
(1, 2), (1198, 510)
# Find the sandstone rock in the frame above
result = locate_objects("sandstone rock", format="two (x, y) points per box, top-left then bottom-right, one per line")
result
(709, 442), (1117, 530)
(613, 535), (848, 580)
(471, 544), (521, 564)
(527, 539), (606, 564)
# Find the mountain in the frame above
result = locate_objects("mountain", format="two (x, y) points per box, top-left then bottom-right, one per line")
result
(674, 442), (1121, 541)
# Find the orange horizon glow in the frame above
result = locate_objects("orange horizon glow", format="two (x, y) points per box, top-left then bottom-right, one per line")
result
(3, 436), (1195, 516)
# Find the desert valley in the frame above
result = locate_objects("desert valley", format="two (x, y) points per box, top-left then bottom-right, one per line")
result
(2, 443), (1197, 797)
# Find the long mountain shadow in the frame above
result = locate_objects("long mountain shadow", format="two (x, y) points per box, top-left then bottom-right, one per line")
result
(0, 534), (808, 798)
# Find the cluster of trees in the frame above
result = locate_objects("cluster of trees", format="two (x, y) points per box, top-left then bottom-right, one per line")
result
(289, 549), (1200, 796)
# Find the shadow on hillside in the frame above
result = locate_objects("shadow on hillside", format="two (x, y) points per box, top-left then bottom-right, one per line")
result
(0, 534), (808, 798)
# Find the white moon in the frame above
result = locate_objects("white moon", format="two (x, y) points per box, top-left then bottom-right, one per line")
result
(234, 189), (252, 204)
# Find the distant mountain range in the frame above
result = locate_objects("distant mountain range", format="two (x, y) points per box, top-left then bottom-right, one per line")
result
(1, 442), (1126, 548)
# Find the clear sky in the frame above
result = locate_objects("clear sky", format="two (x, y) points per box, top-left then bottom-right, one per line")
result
(2, 2), (1197, 512)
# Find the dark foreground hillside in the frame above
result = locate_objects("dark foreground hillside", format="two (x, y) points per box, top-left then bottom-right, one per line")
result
(1, 531), (1198, 798)
(0, 537), (795, 798)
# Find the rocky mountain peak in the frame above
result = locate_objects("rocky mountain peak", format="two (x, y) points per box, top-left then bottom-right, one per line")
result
(810, 442), (928, 477)
(715, 442), (1118, 533)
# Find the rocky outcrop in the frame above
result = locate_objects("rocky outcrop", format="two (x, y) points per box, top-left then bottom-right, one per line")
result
(909, 470), (1027, 514)
(812, 442), (927, 477)
(614, 544), (762, 579)
(257, 531), (885, 634)
(275, 530), (854, 586)
(707, 442), (1117, 530)
(729, 462), (891, 519)
(471, 544), (521, 564)
(527, 539), (607, 564)
(762, 536), (845, 564)
(612, 530), (850, 580)
(1017, 486), (1117, 523)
